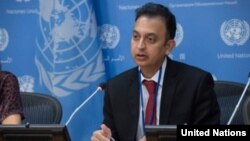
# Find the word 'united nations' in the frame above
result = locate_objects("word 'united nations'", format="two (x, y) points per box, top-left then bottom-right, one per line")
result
(181, 129), (246, 136)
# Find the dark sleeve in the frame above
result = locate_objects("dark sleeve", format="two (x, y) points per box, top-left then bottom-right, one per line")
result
(103, 83), (119, 140)
(193, 73), (220, 124)
(0, 72), (24, 122)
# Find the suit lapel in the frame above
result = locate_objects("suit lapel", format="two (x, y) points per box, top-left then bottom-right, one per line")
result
(160, 58), (178, 124)
(127, 68), (140, 137)
(128, 68), (140, 119)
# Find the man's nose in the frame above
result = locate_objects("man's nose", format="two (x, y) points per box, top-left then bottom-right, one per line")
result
(137, 39), (145, 49)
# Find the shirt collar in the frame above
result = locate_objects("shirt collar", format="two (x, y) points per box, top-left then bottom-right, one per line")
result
(139, 57), (167, 86)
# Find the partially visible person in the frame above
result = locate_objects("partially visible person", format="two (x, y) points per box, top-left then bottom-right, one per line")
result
(0, 71), (23, 124)
(91, 2), (220, 141)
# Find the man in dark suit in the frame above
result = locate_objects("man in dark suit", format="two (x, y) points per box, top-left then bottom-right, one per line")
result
(91, 2), (220, 141)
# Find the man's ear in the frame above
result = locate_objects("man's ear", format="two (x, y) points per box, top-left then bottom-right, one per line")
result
(165, 39), (176, 55)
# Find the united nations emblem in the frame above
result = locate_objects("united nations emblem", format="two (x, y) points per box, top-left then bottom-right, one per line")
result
(35, 0), (105, 97)
(220, 19), (250, 46)
(174, 23), (184, 47)
(98, 24), (120, 49)
(0, 28), (9, 51)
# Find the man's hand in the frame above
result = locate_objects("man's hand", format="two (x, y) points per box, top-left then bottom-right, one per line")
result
(139, 136), (147, 141)
(91, 124), (112, 141)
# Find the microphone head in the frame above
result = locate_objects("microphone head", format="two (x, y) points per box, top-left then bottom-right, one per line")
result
(98, 82), (106, 90)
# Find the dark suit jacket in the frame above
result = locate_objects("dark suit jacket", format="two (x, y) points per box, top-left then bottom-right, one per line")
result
(103, 58), (220, 141)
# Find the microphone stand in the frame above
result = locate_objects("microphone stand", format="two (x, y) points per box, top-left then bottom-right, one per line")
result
(66, 85), (104, 126)
(227, 75), (250, 125)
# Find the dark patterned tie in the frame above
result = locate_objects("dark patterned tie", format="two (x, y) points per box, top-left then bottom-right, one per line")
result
(143, 80), (157, 125)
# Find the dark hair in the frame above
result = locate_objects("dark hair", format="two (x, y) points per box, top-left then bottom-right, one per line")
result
(135, 2), (176, 39)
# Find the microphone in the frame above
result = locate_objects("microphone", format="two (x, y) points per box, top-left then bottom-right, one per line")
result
(65, 82), (106, 126)
(227, 73), (250, 125)
(99, 82), (106, 90)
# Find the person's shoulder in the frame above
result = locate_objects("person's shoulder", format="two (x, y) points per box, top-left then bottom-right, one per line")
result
(0, 71), (18, 83)
(108, 67), (138, 83)
(169, 60), (214, 85)
(0, 71), (17, 78)
(170, 59), (211, 77)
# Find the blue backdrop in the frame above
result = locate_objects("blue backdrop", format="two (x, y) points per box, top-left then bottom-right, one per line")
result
(0, 0), (249, 140)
